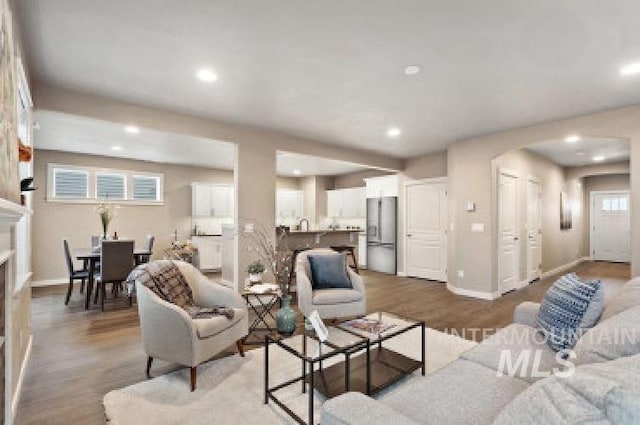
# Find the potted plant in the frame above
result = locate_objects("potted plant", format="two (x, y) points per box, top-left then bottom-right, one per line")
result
(247, 260), (265, 283)
(96, 203), (113, 239)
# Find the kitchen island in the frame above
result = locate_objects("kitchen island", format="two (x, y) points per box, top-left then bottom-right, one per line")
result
(276, 228), (362, 251)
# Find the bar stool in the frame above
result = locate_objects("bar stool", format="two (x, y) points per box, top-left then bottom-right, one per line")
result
(330, 245), (359, 274)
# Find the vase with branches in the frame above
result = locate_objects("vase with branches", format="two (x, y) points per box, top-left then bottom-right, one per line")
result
(96, 203), (114, 239)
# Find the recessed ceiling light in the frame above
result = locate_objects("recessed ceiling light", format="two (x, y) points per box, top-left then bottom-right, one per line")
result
(196, 68), (218, 82)
(575, 150), (585, 156)
(620, 62), (640, 76)
(124, 125), (139, 134)
(592, 156), (605, 162)
(387, 127), (401, 138)
(111, 146), (123, 151)
(565, 134), (580, 143)
(404, 65), (421, 76)
(293, 169), (301, 175)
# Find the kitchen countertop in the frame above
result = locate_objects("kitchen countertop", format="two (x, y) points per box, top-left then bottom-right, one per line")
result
(191, 234), (223, 237)
(285, 229), (362, 234)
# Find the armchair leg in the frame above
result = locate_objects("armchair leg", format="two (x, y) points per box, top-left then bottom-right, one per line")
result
(236, 339), (245, 357)
(146, 357), (153, 378)
(190, 367), (197, 392)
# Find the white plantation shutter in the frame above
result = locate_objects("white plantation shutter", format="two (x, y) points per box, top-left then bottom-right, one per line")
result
(96, 173), (125, 200)
(132, 175), (159, 201)
(53, 169), (88, 199)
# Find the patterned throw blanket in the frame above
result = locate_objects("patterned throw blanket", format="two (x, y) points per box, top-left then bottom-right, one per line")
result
(127, 261), (235, 320)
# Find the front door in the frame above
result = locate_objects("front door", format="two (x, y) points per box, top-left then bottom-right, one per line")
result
(405, 182), (447, 281)
(526, 179), (542, 282)
(591, 191), (630, 262)
(498, 171), (520, 294)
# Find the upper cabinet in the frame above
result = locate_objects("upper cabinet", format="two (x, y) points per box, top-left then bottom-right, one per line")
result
(364, 175), (399, 198)
(326, 187), (366, 218)
(192, 183), (234, 218)
(277, 190), (304, 220)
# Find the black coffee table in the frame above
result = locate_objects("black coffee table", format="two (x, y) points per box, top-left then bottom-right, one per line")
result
(264, 312), (425, 425)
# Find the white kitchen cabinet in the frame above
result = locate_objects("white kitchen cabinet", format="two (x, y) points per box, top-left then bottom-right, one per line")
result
(358, 233), (367, 268)
(192, 236), (222, 271)
(192, 183), (234, 218)
(365, 175), (399, 198)
(326, 187), (366, 218)
(276, 190), (304, 220)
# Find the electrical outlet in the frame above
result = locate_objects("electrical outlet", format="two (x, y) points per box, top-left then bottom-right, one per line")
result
(458, 270), (464, 278)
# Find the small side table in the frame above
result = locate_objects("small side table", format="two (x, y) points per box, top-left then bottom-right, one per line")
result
(241, 286), (281, 345)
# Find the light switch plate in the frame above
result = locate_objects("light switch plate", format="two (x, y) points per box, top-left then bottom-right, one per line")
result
(465, 201), (476, 212)
(471, 223), (485, 232)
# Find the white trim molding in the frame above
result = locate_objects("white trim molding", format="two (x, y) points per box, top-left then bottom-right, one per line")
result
(446, 282), (501, 301)
(540, 257), (589, 280)
(10, 335), (32, 424)
(31, 278), (67, 287)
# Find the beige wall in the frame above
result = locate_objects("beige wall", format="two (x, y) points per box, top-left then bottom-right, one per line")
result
(32, 149), (236, 282)
(447, 105), (640, 297)
(403, 150), (448, 180)
(333, 169), (389, 189)
(491, 150), (585, 288)
(581, 173), (631, 257)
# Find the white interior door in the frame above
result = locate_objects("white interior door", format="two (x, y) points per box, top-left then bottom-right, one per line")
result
(498, 171), (520, 294)
(591, 191), (630, 262)
(526, 179), (542, 282)
(405, 182), (447, 281)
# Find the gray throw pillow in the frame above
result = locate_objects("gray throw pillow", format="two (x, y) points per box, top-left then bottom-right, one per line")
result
(573, 305), (640, 364)
(308, 253), (352, 290)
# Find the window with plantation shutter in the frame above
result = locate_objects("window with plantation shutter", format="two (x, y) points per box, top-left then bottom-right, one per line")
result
(48, 164), (163, 204)
(96, 173), (126, 200)
(53, 168), (89, 199)
(132, 175), (159, 201)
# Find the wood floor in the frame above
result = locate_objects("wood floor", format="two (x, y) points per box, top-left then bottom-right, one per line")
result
(14, 261), (629, 425)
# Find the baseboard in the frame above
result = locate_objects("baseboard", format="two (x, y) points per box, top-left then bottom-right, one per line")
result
(540, 257), (589, 280)
(518, 279), (529, 289)
(11, 334), (32, 424)
(396, 271), (406, 277)
(446, 282), (500, 300)
(31, 277), (67, 287)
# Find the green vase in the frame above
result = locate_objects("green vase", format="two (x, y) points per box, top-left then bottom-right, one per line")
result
(276, 295), (296, 336)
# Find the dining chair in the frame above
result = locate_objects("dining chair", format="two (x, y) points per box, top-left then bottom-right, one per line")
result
(140, 235), (155, 263)
(95, 240), (135, 311)
(63, 239), (90, 305)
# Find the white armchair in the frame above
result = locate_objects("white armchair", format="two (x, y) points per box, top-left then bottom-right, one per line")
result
(135, 260), (248, 391)
(296, 249), (366, 319)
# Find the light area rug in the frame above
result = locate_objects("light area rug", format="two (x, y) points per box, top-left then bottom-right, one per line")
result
(104, 325), (477, 425)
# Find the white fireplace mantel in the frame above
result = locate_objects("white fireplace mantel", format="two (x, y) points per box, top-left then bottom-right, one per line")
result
(0, 199), (30, 225)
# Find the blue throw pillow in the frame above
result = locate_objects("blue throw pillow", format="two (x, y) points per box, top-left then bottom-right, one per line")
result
(537, 273), (603, 352)
(307, 253), (353, 290)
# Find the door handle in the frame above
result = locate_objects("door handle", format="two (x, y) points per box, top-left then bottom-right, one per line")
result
(407, 234), (412, 237)
(514, 237), (519, 241)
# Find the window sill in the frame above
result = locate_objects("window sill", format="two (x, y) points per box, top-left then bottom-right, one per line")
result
(45, 198), (164, 206)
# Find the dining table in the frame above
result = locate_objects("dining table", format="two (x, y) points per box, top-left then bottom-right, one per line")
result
(74, 248), (152, 310)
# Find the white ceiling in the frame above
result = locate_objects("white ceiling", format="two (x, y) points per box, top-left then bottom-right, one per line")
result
(35, 111), (370, 176)
(277, 152), (369, 177)
(525, 137), (630, 167)
(35, 111), (236, 170)
(16, 1), (640, 158)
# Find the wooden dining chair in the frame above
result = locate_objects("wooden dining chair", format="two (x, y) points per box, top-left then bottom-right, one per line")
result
(63, 239), (90, 305)
(95, 240), (135, 311)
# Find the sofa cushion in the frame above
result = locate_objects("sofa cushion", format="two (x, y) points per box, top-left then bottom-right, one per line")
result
(536, 273), (603, 352)
(322, 392), (420, 425)
(601, 276), (640, 322)
(573, 305), (640, 365)
(193, 308), (246, 339)
(461, 323), (560, 383)
(492, 353), (640, 425)
(313, 289), (362, 305)
(308, 253), (353, 290)
(381, 359), (529, 425)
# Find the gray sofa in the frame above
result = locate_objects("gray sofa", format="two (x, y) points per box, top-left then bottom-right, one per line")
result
(321, 277), (640, 425)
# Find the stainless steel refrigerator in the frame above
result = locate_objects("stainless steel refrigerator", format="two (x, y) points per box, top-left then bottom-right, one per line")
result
(367, 196), (397, 274)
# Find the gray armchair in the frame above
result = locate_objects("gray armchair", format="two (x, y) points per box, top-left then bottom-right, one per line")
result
(296, 249), (366, 319)
(135, 260), (248, 391)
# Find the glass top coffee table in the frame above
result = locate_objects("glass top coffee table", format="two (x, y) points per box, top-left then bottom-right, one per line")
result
(264, 312), (425, 425)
